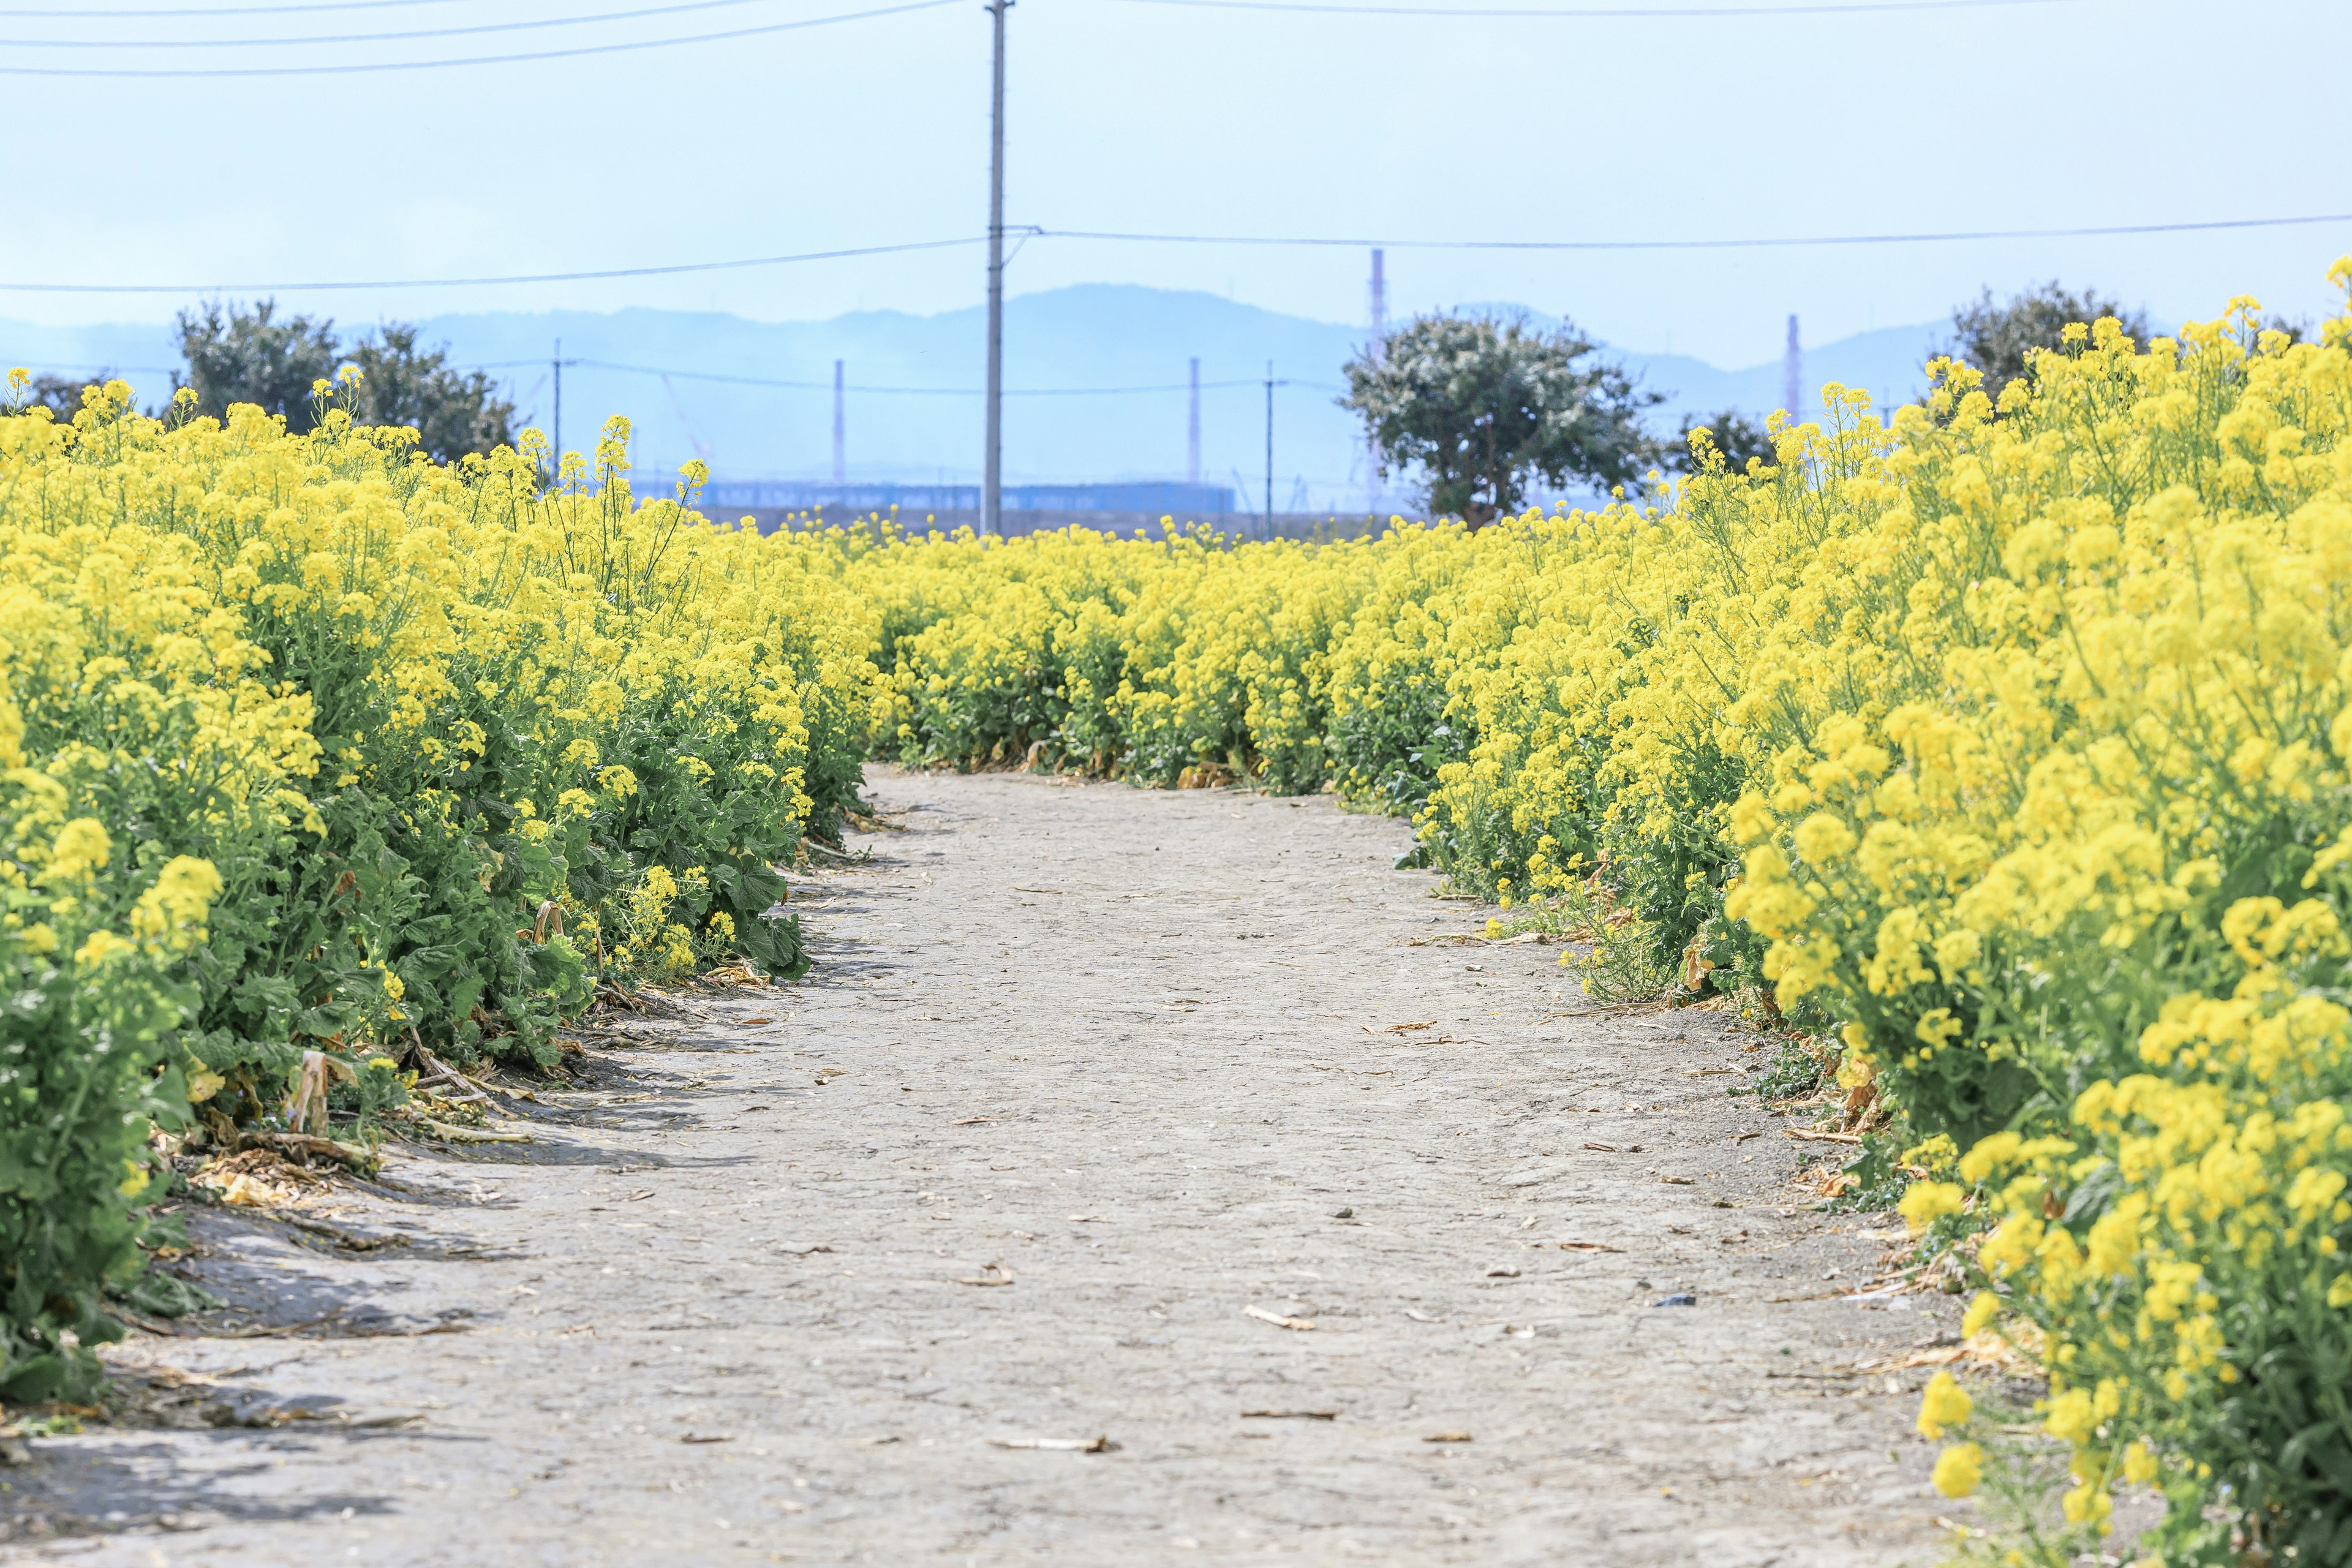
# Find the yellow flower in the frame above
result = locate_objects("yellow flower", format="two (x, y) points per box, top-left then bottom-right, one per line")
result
(1932, 1442), (1983, 1498)
(1899, 1180), (1966, 1235)
(47, 818), (111, 880)
(1917, 1371), (1973, 1439)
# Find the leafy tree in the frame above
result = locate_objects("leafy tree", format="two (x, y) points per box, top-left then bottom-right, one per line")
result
(176, 299), (339, 431)
(1941, 281), (2152, 404)
(1675, 409), (1777, 475)
(1340, 312), (1664, 527)
(175, 300), (513, 459)
(345, 323), (515, 464)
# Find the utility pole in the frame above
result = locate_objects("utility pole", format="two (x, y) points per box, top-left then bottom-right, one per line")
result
(1783, 314), (1802, 424)
(982, 0), (1011, 537)
(831, 359), (846, 484)
(1186, 356), (1200, 488)
(1263, 360), (1274, 521)
(1366, 248), (1386, 515)
(550, 338), (579, 488)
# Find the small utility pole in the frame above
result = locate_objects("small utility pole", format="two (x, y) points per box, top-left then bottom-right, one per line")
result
(1263, 360), (1274, 520)
(549, 338), (579, 487)
(831, 359), (846, 483)
(982, 0), (1012, 537)
(1186, 356), (1200, 488)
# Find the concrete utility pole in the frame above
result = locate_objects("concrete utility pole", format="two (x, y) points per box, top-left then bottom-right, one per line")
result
(1366, 247), (1386, 514)
(982, 0), (1012, 537)
(1187, 356), (1200, 487)
(549, 339), (578, 486)
(1783, 314), (1802, 425)
(831, 359), (846, 483)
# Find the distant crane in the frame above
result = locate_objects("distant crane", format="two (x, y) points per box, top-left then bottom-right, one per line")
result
(658, 374), (714, 474)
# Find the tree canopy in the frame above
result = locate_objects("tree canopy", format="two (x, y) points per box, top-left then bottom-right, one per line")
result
(1340, 312), (1663, 527)
(1940, 281), (2152, 405)
(175, 300), (514, 462)
(1674, 409), (1777, 476)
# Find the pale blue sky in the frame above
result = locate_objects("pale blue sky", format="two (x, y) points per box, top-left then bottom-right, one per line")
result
(3, 0), (2345, 366)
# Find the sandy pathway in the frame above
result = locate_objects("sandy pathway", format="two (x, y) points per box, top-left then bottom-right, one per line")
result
(3, 769), (1962, 1566)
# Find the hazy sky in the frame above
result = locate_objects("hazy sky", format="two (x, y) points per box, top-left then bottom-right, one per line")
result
(4, 0), (2346, 366)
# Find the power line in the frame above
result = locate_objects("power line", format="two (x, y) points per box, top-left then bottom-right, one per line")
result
(1040, 212), (2352, 251)
(1121, 0), (2081, 12)
(0, 0), (466, 14)
(5, 209), (2345, 294)
(556, 358), (1295, 396)
(0, 0), (951, 74)
(0, 236), (985, 294)
(0, 353), (1327, 399)
(4, 0), (780, 48)
(1, 363), (183, 377)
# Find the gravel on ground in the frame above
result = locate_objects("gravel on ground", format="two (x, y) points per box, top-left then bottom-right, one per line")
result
(1, 768), (1966, 1566)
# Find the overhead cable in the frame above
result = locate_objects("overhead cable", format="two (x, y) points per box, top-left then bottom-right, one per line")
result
(0, 0), (465, 15)
(0, 236), (987, 293)
(1039, 213), (2352, 250)
(2, 354), (1336, 399)
(573, 357), (1280, 395)
(4, 211), (2343, 293)
(1120, 0), (2082, 14)
(3, 0), (779, 48)
(0, 0), (951, 74)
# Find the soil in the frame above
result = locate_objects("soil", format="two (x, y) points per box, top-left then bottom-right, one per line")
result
(1, 768), (1969, 1566)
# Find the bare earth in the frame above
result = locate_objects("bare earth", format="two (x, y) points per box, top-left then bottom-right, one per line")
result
(3, 769), (1967, 1566)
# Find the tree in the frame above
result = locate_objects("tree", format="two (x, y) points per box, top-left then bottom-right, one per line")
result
(176, 299), (339, 431)
(1340, 311), (1664, 528)
(1674, 409), (1777, 475)
(174, 299), (514, 460)
(345, 323), (516, 464)
(1940, 281), (2152, 404)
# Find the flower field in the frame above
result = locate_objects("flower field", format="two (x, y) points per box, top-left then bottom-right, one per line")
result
(0, 377), (873, 1401)
(810, 267), (2352, 1564)
(10, 262), (2351, 1561)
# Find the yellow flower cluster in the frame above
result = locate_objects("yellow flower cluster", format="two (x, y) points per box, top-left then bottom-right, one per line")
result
(0, 374), (873, 1400)
(804, 522), (1377, 791)
(821, 262), (2352, 1559)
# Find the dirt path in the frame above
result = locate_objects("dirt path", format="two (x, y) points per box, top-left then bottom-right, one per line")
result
(4, 769), (1964, 1566)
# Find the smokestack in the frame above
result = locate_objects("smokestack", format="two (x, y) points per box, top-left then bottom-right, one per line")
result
(1782, 315), (1802, 426)
(1188, 356), (1200, 487)
(831, 359), (846, 484)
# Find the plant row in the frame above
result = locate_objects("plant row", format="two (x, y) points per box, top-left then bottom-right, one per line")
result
(809, 265), (2352, 1566)
(0, 377), (874, 1401)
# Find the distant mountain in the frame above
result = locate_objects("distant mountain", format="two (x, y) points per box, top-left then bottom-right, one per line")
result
(2, 288), (1943, 510)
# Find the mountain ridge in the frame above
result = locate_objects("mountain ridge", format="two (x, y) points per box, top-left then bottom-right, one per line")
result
(2, 286), (1942, 505)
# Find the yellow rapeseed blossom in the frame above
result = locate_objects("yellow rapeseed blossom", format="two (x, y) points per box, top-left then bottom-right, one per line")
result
(1932, 1442), (1984, 1498)
(812, 263), (2352, 1561)
(1918, 1370), (1975, 1439)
